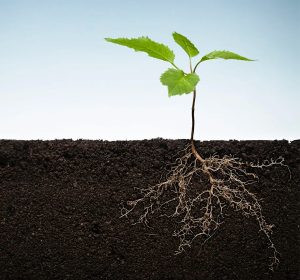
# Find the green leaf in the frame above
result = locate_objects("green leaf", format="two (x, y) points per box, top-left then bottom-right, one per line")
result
(172, 32), (199, 58)
(105, 36), (175, 63)
(200, 50), (254, 63)
(160, 69), (200, 97)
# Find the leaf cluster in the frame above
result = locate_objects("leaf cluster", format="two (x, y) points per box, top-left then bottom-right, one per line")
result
(105, 33), (253, 97)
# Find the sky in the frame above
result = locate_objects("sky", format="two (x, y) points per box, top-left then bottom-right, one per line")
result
(0, 0), (299, 141)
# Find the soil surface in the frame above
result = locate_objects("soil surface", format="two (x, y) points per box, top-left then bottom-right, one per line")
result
(0, 139), (299, 280)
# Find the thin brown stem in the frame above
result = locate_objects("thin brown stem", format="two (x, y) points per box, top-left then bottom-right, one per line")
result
(190, 88), (204, 162)
(190, 89), (196, 143)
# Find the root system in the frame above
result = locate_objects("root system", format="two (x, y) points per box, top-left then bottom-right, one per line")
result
(121, 143), (289, 271)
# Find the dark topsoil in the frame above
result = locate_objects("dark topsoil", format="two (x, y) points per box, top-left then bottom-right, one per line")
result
(0, 139), (299, 280)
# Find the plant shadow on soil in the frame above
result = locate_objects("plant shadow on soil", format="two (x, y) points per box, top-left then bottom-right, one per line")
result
(0, 139), (299, 280)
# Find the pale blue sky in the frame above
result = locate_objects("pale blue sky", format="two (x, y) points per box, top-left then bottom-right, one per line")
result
(0, 0), (299, 140)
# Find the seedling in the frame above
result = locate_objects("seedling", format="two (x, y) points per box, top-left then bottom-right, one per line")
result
(105, 32), (288, 270)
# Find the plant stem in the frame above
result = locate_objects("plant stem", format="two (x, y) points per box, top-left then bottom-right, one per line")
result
(190, 89), (196, 143)
(171, 62), (180, 71)
(190, 88), (204, 162)
(193, 60), (201, 73)
(189, 57), (193, 73)
(190, 59), (204, 162)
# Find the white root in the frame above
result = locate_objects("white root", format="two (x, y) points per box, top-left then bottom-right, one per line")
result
(121, 144), (290, 271)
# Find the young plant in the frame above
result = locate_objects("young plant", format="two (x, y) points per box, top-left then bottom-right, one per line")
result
(105, 32), (287, 270)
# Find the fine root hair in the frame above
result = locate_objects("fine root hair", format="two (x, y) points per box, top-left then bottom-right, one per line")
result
(121, 144), (290, 271)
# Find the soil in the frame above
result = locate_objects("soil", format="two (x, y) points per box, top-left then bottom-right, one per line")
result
(0, 139), (299, 280)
